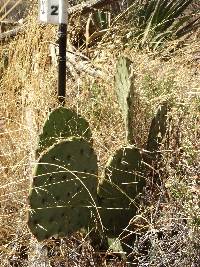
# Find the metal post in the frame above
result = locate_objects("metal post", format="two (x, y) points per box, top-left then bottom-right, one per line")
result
(58, 23), (67, 105)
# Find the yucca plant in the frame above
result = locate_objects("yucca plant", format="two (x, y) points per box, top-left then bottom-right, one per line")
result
(126, 0), (200, 49)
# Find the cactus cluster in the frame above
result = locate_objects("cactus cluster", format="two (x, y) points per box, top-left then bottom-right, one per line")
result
(96, 56), (169, 238)
(28, 107), (145, 242)
(28, 56), (169, 251)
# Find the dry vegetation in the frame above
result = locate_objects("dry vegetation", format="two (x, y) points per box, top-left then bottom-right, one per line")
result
(0, 0), (199, 266)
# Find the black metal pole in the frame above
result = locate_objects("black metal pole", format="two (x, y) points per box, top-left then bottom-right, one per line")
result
(58, 23), (67, 105)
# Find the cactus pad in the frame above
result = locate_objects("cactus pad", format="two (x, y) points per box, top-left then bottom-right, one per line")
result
(28, 137), (98, 241)
(115, 56), (135, 144)
(146, 102), (169, 153)
(98, 146), (145, 237)
(37, 107), (92, 155)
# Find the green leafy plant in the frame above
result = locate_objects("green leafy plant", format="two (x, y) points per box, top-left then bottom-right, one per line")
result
(125, 0), (199, 49)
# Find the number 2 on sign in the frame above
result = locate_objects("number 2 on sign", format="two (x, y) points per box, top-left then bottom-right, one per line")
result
(51, 5), (59, 15)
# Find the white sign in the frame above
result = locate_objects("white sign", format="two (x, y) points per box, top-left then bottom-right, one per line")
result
(39, 0), (68, 24)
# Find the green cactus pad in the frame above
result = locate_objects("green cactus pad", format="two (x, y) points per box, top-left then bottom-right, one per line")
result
(146, 102), (169, 153)
(37, 107), (92, 156)
(98, 146), (145, 237)
(115, 56), (135, 144)
(28, 137), (98, 241)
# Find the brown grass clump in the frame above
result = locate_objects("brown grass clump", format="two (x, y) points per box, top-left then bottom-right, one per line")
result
(0, 3), (199, 267)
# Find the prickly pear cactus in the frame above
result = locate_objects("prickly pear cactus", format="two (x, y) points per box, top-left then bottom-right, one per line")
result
(146, 102), (169, 154)
(37, 107), (92, 156)
(115, 56), (135, 144)
(28, 137), (98, 241)
(97, 146), (145, 237)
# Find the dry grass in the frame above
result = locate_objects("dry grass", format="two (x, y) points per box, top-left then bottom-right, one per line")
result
(0, 3), (199, 267)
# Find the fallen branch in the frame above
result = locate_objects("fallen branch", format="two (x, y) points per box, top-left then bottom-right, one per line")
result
(0, 26), (23, 41)
(49, 43), (111, 81)
(67, 51), (110, 80)
(68, 0), (117, 15)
